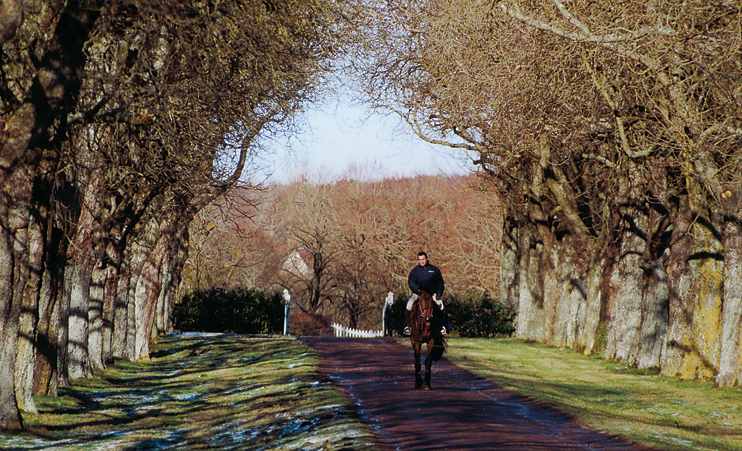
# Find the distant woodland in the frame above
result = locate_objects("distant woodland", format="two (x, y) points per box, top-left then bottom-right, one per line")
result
(180, 174), (503, 330)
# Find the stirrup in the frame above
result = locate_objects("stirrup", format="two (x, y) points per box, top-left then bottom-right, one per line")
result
(403, 326), (411, 336)
(440, 326), (447, 336)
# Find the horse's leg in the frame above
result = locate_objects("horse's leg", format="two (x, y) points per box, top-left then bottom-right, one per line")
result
(413, 341), (423, 389)
(423, 340), (433, 390)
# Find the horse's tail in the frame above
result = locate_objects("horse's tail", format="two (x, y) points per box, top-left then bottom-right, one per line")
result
(431, 335), (446, 361)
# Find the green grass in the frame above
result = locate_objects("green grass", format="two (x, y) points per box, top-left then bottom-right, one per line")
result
(443, 338), (742, 451)
(0, 333), (378, 451)
(5, 335), (740, 451)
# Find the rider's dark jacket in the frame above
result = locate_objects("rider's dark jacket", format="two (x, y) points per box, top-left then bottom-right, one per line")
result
(408, 263), (445, 299)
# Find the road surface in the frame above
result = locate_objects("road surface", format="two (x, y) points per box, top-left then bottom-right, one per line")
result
(302, 337), (655, 451)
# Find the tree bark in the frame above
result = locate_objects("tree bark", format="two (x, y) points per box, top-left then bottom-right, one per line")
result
(111, 265), (130, 360)
(33, 163), (65, 397)
(101, 262), (118, 365)
(157, 227), (188, 335)
(65, 258), (92, 379)
(0, 224), (22, 430)
(88, 264), (106, 370)
(33, 263), (62, 397)
(716, 220), (742, 386)
(636, 257), (669, 369)
(500, 222), (520, 310)
(15, 220), (45, 414)
(0, 102), (36, 429)
(582, 256), (607, 354)
(661, 199), (723, 380)
(604, 223), (646, 363)
(549, 236), (588, 349)
(515, 225), (545, 341)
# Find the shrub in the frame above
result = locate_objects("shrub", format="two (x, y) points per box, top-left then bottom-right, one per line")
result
(446, 294), (516, 338)
(383, 292), (515, 337)
(383, 293), (411, 336)
(290, 313), (334, 337)
(173, 287), (284, 334)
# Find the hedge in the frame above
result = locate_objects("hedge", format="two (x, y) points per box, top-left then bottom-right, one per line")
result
(173, 287), (284, 334)
(385, 292), (515, 338)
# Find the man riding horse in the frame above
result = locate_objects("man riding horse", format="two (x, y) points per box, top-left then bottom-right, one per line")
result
(404, 251), (448, 336)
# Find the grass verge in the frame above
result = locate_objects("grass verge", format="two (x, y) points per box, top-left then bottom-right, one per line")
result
(0, 333), (379, 451)
(444, 338), (742, 451)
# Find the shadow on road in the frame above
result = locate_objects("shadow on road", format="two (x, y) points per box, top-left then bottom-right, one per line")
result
(302, 337), (656, 451)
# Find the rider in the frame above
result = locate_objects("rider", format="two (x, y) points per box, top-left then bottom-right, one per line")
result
(404, 251), (447, 336)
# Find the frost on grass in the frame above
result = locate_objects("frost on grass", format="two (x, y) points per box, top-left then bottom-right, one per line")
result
(3, 333), (376, 451)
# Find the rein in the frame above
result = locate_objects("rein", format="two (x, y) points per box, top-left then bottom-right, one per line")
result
(410, 304), (442, 345)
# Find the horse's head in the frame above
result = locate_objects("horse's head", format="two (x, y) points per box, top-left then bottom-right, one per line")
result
(417, 290), (435, 324)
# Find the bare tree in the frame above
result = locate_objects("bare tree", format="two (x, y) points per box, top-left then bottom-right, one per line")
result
(273, 181), (343, 314)
(1, 0), (344, 429)
(349, 0), (742, 385)
(495, 0), (742, 386)
(194, 173), (502, 331)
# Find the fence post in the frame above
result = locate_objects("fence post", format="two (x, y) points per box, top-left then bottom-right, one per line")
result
(383, 291), (393, 337)
(283, 289), (291, 335)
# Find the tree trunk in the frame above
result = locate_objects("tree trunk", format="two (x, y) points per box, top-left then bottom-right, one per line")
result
(11, 225), (32, 413)
(65, 258), (92, 379)
(33, 180), (66, 397)
(101, 262), (118, 365)
(33, 264), (62, 397)
(136, 214), (189, 358)
(716, 220), (742, 386)
(15, 221), (45, 414)
(500, 222), (520, 310)
(134, 255), (163, 359)
(547, 236), (588, 349)
(56, 261), (70, 388)
(662, 201), (723, 380)
(0, 101), (37, 430)
(87, 264), (106, 370)
(64, 175), (95, 379)
(582, 253), (607, 354)
(636, 256), (669, 369)
(113, 254), (140, 362)
(112, 265), (131, 360)
(125, 276), (138, 360)
(156, 228), (187, 336)
(541, 243), (559, 345)
(515, 225), (545, 341)
(604, 224), (646, 363)
(0, 225), (22, 430)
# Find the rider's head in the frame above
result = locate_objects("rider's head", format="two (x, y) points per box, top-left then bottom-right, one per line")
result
(417, 251), (428, 266)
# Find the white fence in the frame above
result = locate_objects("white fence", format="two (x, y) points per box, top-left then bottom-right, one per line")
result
(331, 323), (383, 338)
(285, 291), (394, 338)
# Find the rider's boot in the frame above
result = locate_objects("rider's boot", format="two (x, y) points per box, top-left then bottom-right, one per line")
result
(403, 309), (412, 336)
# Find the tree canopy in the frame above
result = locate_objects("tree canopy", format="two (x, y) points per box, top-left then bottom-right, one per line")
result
(1, 0), (344, 429)
(348, 0), (742, 386)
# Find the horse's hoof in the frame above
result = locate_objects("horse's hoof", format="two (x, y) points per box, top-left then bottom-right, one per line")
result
(423, 384), (432, 390)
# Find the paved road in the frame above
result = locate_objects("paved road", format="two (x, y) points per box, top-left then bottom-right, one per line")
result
(301, 337), (655, 451)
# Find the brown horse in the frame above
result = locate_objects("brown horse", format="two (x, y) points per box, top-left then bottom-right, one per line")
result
(409, 289), (446, 389)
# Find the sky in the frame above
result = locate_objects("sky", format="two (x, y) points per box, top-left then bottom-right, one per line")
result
(257, 99), (476, 184)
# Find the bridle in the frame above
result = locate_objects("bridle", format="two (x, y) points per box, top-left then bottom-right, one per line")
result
(410, 290), (446, 349)
(415, 291), (435, 331)
(420, 304), (434, 324)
